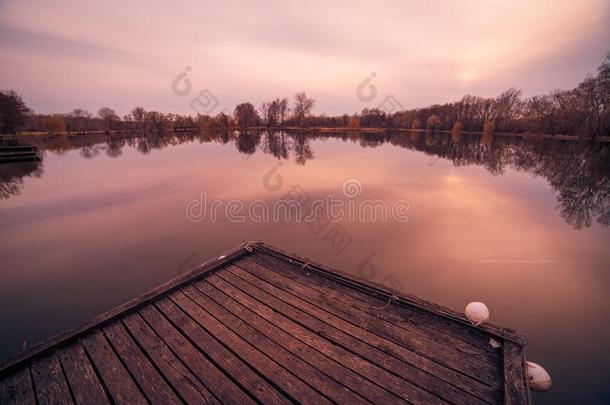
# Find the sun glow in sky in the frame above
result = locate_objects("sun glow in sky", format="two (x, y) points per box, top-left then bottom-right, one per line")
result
(0, 0), (608, 115)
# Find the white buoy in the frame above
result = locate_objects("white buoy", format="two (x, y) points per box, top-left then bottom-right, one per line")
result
(465, 302), (490, 325)
(527, 361), (552, 392)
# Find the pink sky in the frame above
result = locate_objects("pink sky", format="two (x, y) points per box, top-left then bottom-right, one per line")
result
(0, 0), (608, 115)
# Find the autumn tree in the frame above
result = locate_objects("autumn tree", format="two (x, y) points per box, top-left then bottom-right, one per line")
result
(0, 90), (31, 134)
(292, 92), (314, 127)
(347, 115), (360, 130)
(482, 120), (495, 145)
(40, 115), (66, 133)
(451, 121), (463, 143)
(426, 114), (441, 131)
(234, 102), (259, 129)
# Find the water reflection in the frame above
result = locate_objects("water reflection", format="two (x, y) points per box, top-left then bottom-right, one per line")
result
(3, 130), (609, 229)
(0, 160), (43, 200)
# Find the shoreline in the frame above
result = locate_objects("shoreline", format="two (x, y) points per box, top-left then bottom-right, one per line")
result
(2, 127), (609, 143)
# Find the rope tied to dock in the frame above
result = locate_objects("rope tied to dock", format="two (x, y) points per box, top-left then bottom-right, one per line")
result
(371, 294), (400, 310)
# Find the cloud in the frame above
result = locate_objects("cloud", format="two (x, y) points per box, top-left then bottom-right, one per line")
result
(0, 0), (608, 115)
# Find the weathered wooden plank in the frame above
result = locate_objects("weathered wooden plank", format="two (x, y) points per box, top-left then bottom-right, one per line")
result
(167, 290), (331, 404)
(31, 353), (74, 404)
(253, 250), (503, 353)
(503, 341), (529, 405)
(253, 244), (526, 345)
(240, 256), (502, 384)
(193, 277), (403, 404)
(152, 297), (286, 403)
(209, 271), (448, 405)
(139, 303), (261, 404)
(81, 330), (147, 405)
(251, 251), (502, 362)
(226, 264), (498, 403)
(103, 321), (181, 404)
(57, 343), (109, 404)
(0, 366), (36, 405)
(122, 313), (219, 404)
(181, 284), (366, 403)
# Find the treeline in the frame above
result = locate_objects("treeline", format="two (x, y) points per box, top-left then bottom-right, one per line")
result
(1, 54), (608, 138)
(330, 53), (609, 138)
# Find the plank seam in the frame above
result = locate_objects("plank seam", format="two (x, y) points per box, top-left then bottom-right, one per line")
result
(232, 260), (497, 400)
(98, 330), (148, 403)
(166, 292), (301, 404)
(205, 273), (407, 403)
(27, 366), (40, 405)
(244, 256), (501, 389)
(192, 279), (373, 403)
(216, 269), (449, 403)
(150, 300), (265, 404)
(117, 319), (187, 404)
(254, 244), (527, 345)
(57, 354), (78, 404)
(134, 310), (224, 404)
(78, 340), (114, 404)
(254, 252), (502, 362)
(179, 286), (339, 404)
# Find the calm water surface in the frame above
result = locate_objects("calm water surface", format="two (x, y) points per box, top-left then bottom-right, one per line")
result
(1, 131), (609, 403)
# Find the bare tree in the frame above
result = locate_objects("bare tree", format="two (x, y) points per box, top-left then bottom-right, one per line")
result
(292, 92), (314, 127)
(131, 107), (146, 131)
(71, 109), (92, 134)
(493, 88), (522, 132)
(278, 98), (289, 127)
(98, 107), (119, 132)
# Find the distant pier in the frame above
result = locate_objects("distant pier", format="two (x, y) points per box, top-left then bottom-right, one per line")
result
(0, 146), (40, 164)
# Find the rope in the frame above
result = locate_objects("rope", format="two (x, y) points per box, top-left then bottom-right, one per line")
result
(371, 294), (400, 310)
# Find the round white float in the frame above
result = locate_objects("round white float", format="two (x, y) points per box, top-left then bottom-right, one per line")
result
(465, 302), (490, 325)
(527, 361), (552, 392)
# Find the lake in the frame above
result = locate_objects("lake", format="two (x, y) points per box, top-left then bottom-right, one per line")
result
(1, 130), (609, 404)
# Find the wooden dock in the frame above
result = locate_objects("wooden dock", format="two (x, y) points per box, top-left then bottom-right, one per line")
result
(0, 242), (531, 404)
(0, 146), (40, 164)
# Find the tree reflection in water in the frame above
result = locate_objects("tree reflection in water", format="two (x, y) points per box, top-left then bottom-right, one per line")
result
(0, 160), (43, 199)
(3, 130), (608, 229)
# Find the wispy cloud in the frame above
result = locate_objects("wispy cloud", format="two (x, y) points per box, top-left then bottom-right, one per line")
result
(1, 0), (608, 115)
